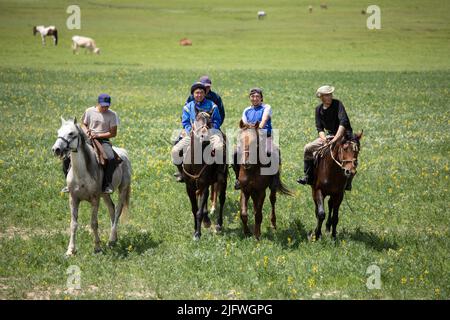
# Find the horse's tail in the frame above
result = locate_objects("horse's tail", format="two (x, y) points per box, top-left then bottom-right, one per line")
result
(54, 29), (58, 45)
(120, 184), (131, 223)
(276, 179), (294, 196)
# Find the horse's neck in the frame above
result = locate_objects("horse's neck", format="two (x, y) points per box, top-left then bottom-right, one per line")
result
(70, 139), (98, 180)
(36, 26), (46, 35)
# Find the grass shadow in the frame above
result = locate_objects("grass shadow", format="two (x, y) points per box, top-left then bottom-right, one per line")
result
(265, 218), (309, 249)
(110, 228), (162, 258)
(341, 227), (399, 252)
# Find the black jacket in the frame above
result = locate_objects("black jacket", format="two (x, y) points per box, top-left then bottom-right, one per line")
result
(315, 99), (352, 136)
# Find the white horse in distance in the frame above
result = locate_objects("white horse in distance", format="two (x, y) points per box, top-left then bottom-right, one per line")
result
(52, 118), (131, 255)
(72, 35), (100, 54)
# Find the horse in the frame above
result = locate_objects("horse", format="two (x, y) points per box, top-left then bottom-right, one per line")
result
(237, 120), (292, 240)
(52, 117), (132, 255)
(33, 25), (58, 46)
(311, 132), (363, 240)
(181, 112), (227, 240)
(72, 36), (100, 54)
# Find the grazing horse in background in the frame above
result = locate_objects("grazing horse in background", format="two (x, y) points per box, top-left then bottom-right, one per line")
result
(72, 36), (100, 54)
(237, 120), (292, 240)
(33, 25), (58, 46)
(311, 132), (363, 240)
(52, 117), (132, 255)
(182, 112), (227, 240)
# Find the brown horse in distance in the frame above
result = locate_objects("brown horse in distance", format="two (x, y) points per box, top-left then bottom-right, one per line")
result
(311, 132), (363, 240)
(182, 112), (227, 240)
(237, 120), (292, 240)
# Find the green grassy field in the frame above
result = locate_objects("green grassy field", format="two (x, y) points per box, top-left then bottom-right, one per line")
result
(0, 0), (449, 300)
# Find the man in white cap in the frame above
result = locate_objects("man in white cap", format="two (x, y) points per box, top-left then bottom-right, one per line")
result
(297, 85), (354, 189)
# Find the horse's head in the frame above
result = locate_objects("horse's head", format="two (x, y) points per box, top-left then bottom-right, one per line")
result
(52, 117), (83, 158)
(335, 131), (363, 178)
(33, 26), (37, 36)
(239, 120), (260, 169)
(192, 112), (212, 145)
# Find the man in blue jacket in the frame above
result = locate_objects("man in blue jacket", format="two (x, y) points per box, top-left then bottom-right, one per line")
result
(186, 75), (225, 125)
(172, 82), (224, 182)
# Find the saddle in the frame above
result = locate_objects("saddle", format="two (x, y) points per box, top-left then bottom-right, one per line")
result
(91, 139), (122, 166)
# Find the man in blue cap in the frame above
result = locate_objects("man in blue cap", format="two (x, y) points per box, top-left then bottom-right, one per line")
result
(61, 94), (120, 193)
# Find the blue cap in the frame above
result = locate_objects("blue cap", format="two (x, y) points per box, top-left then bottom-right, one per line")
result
(98, 93), (111, 107)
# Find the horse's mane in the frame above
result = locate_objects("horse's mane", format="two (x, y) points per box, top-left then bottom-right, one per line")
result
(315, 135), (360, 162)
(75, 123), (98, 178)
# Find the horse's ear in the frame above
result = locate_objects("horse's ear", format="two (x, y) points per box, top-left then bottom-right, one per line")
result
(239, 119), (245, 128)
(60, 116), (66, 124)
(73, 117), (77, 124)
(355, 130), (363, 141)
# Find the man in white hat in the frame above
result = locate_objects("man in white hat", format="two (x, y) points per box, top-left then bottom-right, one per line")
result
(297, 85), (354, 189)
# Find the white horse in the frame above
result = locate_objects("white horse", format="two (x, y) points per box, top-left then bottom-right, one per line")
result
(33, 25), (58, 46)
(52, 117), (132, 255)
(72, 36), (100, 54)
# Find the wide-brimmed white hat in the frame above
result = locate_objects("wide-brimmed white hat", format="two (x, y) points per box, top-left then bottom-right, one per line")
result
(316, 85), (335, 97)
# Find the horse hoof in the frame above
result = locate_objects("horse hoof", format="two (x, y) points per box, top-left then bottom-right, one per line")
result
(209, 207), (216, 215)
(203, 220), (212, 229)
(108, 240), (117, 248)
(215, 225), (222, 233)
(193, 233), (201, 241)
(325, 226), (331, 233)
(65, 249), (76, 256)
(94, 247), (102, 254)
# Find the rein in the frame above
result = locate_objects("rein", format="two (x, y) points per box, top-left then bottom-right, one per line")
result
(329, 142), (358, 169)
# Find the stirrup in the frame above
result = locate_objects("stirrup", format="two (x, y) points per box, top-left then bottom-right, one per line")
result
(61, 186), (69, 193)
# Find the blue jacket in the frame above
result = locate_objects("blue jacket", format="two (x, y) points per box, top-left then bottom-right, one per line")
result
(186, 90), (225, 125)
(242, 104), (273, 135)
(182, 99), (221, 134)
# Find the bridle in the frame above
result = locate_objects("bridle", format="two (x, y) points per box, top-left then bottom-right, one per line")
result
(182, 112), (212, 181)
(329, 141), (359, 169)
(57, 133), (79, 153)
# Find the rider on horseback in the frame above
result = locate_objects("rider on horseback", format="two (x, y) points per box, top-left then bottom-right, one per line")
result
(171, 82), (224, 182)
(233, 88), (280, 190)
(297, 85), (354, 190)
(61, 94), (119, 194)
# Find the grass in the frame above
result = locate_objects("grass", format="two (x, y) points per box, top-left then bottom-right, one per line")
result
(0, 0), (449, 300)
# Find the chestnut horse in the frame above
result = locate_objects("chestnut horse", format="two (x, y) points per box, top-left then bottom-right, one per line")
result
(311, 132), (363, 240)
(237, 120), (292, 240)
(182, 112), (227, 240)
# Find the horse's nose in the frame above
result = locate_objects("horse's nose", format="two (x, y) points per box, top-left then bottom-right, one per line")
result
(53, 146), (61, 156)
(344, 169), (351, 177)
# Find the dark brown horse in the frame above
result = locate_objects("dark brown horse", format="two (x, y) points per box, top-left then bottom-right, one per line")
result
(182, 112), (227, 240)
(237, 120), (292, 240)
(311, 132), (363, 240)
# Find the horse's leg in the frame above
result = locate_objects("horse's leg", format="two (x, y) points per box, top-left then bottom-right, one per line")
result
(210, 182), (218, 215)
(331, 193), (344, 239)
(326, 197), (333, 233)
(109, 185), (129, 246)
(240, 191), (251, 236)
(102, 195), (116, 246)
(90, 197), (101, 253)
(313, 189), (325, 239)
(187, 186), (198, 234)
(216, 179), (226, 232)
(253, 191), (266, 240)
(269, 188), (277, 230)
(202, 186), (212, 229)
(66, 196), (80, 256)
(194, 188), (209, 240)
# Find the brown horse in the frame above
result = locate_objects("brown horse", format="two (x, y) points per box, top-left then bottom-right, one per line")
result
(311, 132), (363, 240)
(237, 120), (292, 240)
(182, 112), (227, 240)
